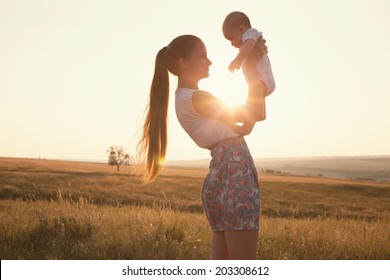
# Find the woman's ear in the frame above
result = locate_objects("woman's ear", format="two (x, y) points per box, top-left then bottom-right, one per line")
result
(178, 57), (189, 70)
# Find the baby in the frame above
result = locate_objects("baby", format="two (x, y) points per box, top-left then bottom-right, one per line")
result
(223, 11), (275, 97)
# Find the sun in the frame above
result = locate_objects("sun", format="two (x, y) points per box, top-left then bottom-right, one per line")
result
(200, 68), (248, 107)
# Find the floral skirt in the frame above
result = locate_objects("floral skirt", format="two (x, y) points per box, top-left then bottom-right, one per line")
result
(202, 136), (260, 231)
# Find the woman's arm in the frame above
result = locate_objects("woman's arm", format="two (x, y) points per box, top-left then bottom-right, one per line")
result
(237, 35), (268, 122)
(245, 35), (268, 86)
(191, 90), (239, 123)
(192, 36), (268, 125)
(231, 120), (256, 136)
(246, 81), (266, 121)
(192, 86), (265, 124)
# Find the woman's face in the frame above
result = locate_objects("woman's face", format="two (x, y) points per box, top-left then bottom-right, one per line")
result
(182, 41), (212, 80)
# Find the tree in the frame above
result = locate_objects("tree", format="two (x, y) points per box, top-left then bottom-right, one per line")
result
(106, 145), (131, 172)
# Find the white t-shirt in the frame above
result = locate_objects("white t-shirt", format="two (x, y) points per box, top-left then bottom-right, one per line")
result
(175, 88), (239, 149)
(242, 28), (276, 94)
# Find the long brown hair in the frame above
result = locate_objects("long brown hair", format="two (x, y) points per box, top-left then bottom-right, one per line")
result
(137, 35), (201, 182)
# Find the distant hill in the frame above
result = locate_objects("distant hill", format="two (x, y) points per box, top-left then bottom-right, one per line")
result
(166, 156), (390, 182)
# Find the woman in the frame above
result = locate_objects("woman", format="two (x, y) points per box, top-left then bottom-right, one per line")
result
(137, 35), (267, 259)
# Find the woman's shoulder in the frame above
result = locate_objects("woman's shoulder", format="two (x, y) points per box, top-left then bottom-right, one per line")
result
(193, 89), (212, 96)
(176, 88), (213, 101)
(192, 90), (214, 104)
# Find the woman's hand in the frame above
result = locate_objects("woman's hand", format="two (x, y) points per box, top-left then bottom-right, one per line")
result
(253, 36), (268, 58)
(245, 36), (268, 74)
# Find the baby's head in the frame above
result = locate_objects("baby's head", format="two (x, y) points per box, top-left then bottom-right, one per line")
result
(222, 11), (252, 48)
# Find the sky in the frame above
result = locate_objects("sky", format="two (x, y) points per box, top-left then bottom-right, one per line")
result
(1, 0), (390, 162)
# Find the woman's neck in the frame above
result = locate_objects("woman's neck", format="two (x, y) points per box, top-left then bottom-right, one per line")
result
(177, 78), (199, 90)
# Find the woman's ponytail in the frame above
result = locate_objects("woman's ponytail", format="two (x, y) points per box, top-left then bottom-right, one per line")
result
(137, 35), (201, 182)
(137, 47), (170, 182)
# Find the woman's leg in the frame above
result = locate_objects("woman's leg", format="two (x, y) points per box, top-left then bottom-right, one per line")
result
(210, 231), (230, 260)
(224, 230), (259, 260)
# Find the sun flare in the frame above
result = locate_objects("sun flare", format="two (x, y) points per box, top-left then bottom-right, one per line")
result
(201, 70), (248, 107)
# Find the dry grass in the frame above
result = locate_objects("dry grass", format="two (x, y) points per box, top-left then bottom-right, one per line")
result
(0, 199), (209, 259)
(259, 217), (390, 259)
(0, 157), (389, 259)
(1, 198), (388, 260)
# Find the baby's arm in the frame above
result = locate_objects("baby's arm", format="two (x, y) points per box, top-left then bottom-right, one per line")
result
(229, 39), (256, 72)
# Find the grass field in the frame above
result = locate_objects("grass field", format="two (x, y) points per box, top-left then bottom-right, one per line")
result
(0, 157), (389, 259)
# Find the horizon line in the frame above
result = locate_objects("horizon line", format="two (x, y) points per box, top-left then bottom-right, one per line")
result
(1, 154), (390, 164)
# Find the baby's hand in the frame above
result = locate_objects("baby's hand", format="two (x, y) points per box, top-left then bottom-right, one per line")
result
(228, 59), (241, 73)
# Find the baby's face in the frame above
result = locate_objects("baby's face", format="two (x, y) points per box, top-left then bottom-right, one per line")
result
(223, 25), (244, 48)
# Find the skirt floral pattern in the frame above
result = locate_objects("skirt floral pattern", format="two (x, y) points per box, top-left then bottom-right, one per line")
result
(202, 136), (260, 231)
